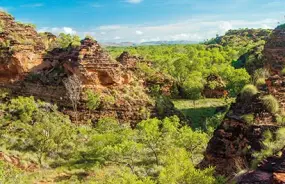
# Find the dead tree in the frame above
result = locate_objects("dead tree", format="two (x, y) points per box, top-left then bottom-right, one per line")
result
(63, 75), (82, 123)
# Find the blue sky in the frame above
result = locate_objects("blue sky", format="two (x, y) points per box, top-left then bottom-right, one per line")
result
(0, 0), (285, 43)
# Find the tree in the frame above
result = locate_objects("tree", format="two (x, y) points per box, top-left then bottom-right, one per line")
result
(56, 33), (81, 48)
(85, 89), (101, 116)
(158, 148), (216, 184)
(63, 75), (82, 123)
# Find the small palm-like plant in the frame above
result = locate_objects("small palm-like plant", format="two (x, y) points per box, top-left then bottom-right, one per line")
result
(240, 84), (258, 99)
(262, 95), (279, 114)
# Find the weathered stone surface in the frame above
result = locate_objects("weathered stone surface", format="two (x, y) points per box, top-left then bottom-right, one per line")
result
(203, 74), (227, 98)
(0, 12), (45, 83)
(200, 26), (285, 183)
(0, 13), (186, 125)
(116, 51), (141, 69)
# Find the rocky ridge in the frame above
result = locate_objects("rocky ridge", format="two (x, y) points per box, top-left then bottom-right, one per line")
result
(0, 12), (185, 125)
(200, 26), (285, 183)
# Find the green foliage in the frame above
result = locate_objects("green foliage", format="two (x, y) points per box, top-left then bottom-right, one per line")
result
(0, 97), (75, 166)
(56, 33), (81, 48)
(277, 23), (285, 29)
(242, 114), (255, 125)
(276, 114), (285, 125)
(262, 95), (279, 114)
(173, 98), (230, 130)
(182, 72), (204, 100)
(253, 68), (269, 83)
(102, 95), (116, 107)
(0, 88), (10, 99)
(0, 161), (31, 183)
(0, 96), (221, 183)
(282, 68), (285, 76)
(108, 37), (254, 98)
(85, 35), (95, 41)
(16, 22), (37, 29)
(0, 20), (4, 33)
(158, 148), (216, 184)
(240, 84), (258, 99)
(252, 128), (285, 168)
(85, 89), (101, 111)
(255, 78), (266, 87)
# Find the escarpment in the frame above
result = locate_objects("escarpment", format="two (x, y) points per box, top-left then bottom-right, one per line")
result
(0, 12), (185, 125)
(0, 12), (45, 83)
(200, 26), (285, 183)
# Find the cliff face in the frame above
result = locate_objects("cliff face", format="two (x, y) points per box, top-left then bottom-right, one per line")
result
(0, 12), (156, 124)
(0, 12), (45, 83)
(200, 26), (285, 183)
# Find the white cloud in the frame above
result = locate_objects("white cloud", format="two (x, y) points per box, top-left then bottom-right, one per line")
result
(114, 36), (121, 40)
(125, 0), (143, 4)
(98, 25), (123, 31)
(84, 17), (278, 43)
(38, 17), (279, 43)
(219, 21), (233, 32)
(63, 27), (76, 35)
(38, 27), (77, 35)
(136, 30), (143, 35)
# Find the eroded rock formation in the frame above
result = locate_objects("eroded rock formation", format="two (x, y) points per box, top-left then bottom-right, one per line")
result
(0, 12), (155, 124)
(0, 12), (45, 83)
(200, 26), (285, 183)
(203, 74), (227, 98)
(0, 12), (185, 125)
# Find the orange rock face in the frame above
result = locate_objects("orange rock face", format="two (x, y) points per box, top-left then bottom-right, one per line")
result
(273, 173), (285, 184)
(0, 12), (45, 83)
(0, 12), (157, 124)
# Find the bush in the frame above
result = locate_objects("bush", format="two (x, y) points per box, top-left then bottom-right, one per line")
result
(242, 114), (255, 125)
(281, 68), (285, 76)
(85, 89), (101, 111)
(262, 95), (279, 114)
(240, 84), (258, 99)
(255, 78), (266, 87)
(102, 95), (116, 107)
(276, 114), (285, 125)
(252, 128), (285, 168)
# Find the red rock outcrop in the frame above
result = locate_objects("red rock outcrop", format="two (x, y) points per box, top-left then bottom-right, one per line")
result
(116, 51), (141, 69)
(0, 12), (156, 124)
(203, 74), (228, 98)
(0, 12), (46, 83)
(200, 26), (285, 183)
(0, 12), (187, 125)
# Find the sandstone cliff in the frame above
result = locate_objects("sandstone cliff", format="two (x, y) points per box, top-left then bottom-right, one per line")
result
(200, 26), (285, 183)
(0, 11), (45, 83)
(0, 12), (185, 125)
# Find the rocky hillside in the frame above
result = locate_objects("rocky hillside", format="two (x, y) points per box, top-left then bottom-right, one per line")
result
(200, 26), (285, 183)
(0, 12), (184, 125)
(0, 12), (45, 83)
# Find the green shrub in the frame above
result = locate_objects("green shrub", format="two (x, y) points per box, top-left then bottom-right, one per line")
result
(240, 84), (258, 99)
(0, 88), (10, 99)
(277, 23), (285, 29)
(252, 128), (285, 168)
(139, 107), (151, 120)
(276, 112), (285, 125)
(262, 95), (279, 114)
(102, 95), (116, 107)
(255, 78), (266, 87)
(85, 89), (101, 111)
(281, 68), (285, 76)
(242, 114), (255, 125)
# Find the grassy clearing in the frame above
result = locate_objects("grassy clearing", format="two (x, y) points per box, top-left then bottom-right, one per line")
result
(173, 98), (234, 130)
